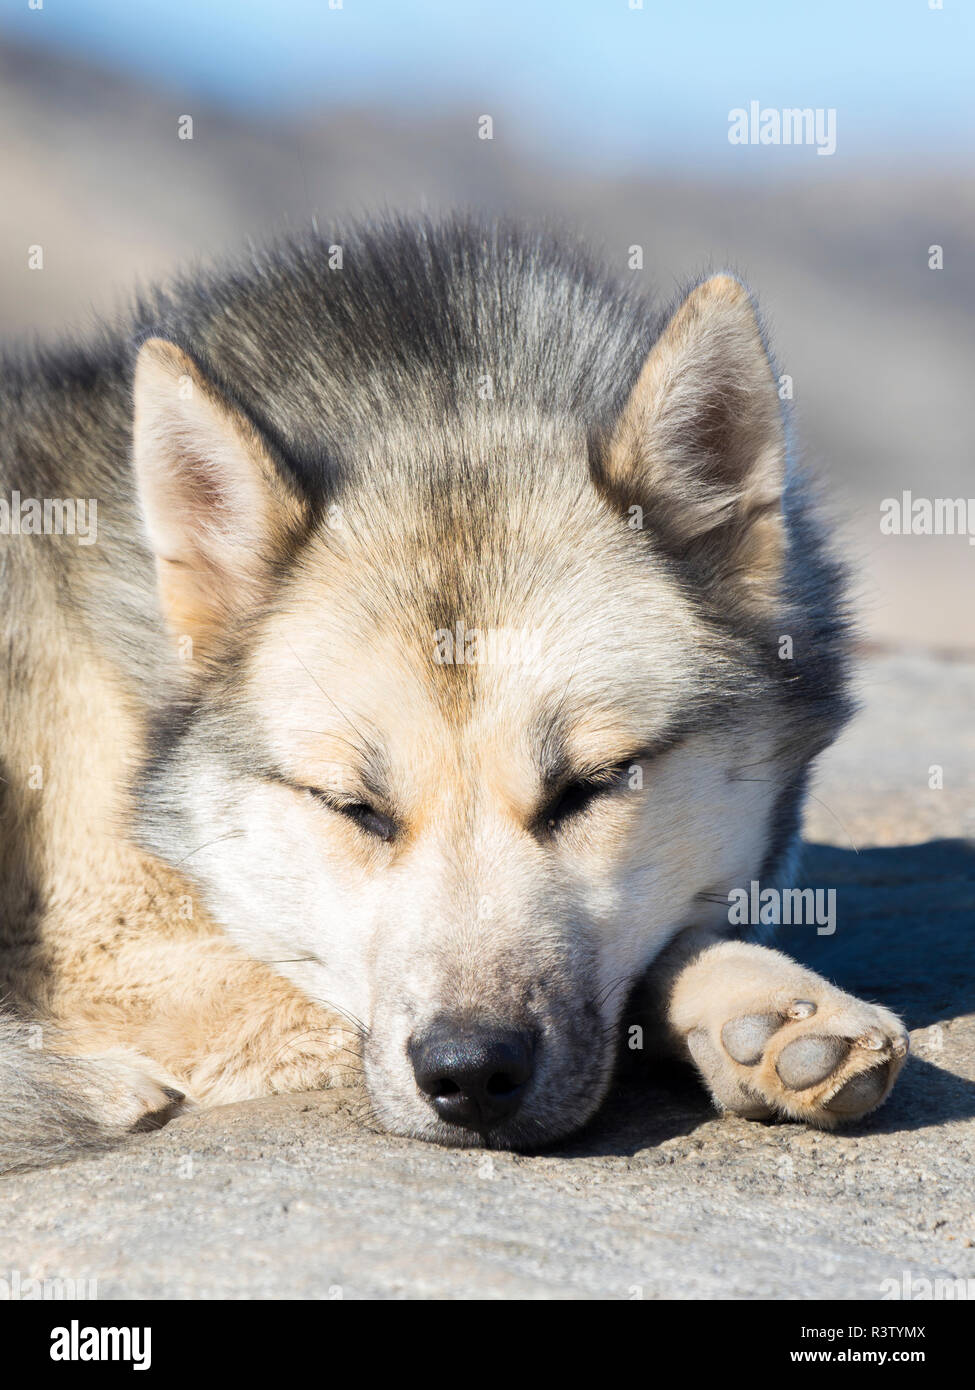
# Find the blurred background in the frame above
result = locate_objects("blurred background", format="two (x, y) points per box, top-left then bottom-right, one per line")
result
(1, 0), (972, 648)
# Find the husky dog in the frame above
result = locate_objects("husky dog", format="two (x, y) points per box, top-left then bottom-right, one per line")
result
(0, 216), (908, 1168)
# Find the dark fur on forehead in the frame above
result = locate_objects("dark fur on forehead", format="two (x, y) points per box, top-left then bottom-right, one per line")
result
(131, 213), (665, 500)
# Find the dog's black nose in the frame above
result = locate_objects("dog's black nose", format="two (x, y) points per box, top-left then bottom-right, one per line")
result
(408, 1020), (534, 1132)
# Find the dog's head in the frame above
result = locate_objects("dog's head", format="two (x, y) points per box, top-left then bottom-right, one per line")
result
(133, 253), (846, 1148)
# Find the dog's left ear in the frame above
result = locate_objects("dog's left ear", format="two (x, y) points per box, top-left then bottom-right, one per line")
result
(133, 338), (309, 649)
(593, 274), (787, 612)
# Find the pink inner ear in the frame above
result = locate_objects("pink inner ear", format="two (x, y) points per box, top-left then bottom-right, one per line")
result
(163, 409), (264, 562)
(177, 447), (231, 514)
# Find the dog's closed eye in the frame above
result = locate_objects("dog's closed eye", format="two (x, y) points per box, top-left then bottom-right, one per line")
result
(538, 733), (686, 834)
(542, 778), (607, 828)
(304, 788), (397, 842)
(337, 801), (397, 842)
(539, 762), (632, 832)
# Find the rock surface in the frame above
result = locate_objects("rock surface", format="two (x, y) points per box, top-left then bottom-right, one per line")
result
(2, 651), (973, 1300)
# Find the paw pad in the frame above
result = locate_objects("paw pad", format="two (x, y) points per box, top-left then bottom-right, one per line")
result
(720, 1013), (781, 1065)
(825, 1063), (889, 1115)
(776, 1034), (849, 1090)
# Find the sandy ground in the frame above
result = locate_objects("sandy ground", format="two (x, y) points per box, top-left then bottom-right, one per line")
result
(1, 650), (972, 1300)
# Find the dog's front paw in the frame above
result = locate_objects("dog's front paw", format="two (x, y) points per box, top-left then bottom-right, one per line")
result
(672, 942), (909, 1127)
(83, 1049), (189, 1133)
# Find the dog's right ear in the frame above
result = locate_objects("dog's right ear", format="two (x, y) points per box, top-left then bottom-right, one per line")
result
(132, 338), (309, 650)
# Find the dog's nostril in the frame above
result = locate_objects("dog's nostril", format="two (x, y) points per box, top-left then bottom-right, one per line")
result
(407, 1019), (535, 1132)
(486, 1071), (519, 1097)
(430, 1077), (460, 1098)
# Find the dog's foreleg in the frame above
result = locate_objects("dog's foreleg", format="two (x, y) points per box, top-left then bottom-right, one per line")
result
(0, 1012), (185, 1173)
(649, 930), (909, 1127)
(38, 935), (363, 1111)
(133, 939), (363, 1107)
(0, 937), (359, 1173)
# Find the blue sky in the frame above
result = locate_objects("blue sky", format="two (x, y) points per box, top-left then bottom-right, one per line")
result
(6, 0), (973, 171)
